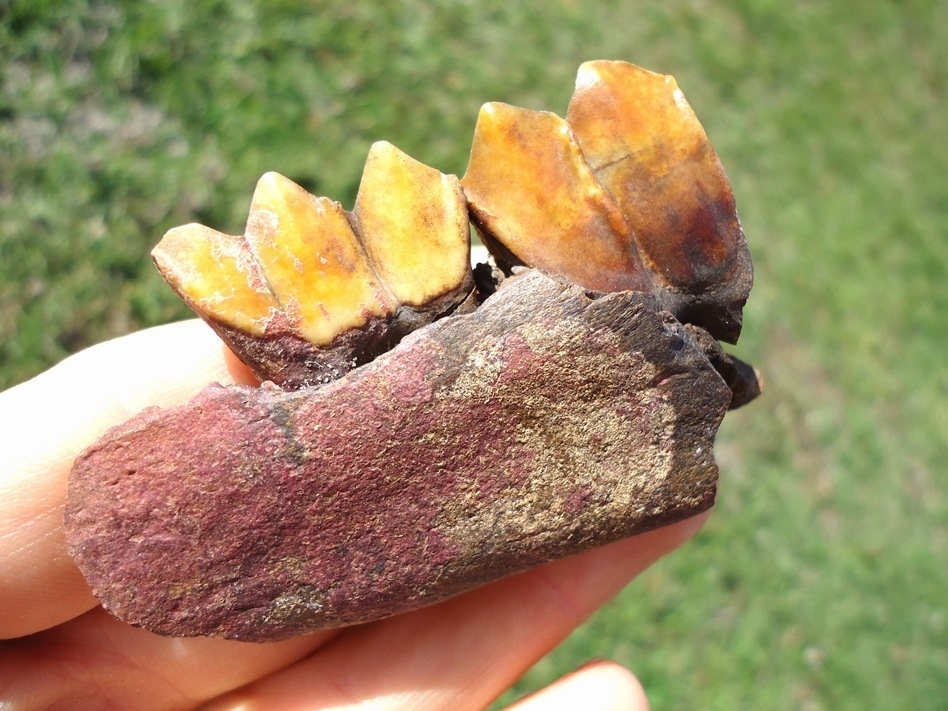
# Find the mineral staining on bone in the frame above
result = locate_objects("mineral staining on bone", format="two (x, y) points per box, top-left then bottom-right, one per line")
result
(65, 272), (731, 641)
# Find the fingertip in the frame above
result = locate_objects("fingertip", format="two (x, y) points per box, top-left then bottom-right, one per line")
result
(505, 659), (649, 711)
(221, 342), (261, 387)
(669, 508), (712, 546)
(0, 320), (254, 639)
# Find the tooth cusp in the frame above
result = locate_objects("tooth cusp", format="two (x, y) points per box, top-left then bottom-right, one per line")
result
(153, 145), (473, 388)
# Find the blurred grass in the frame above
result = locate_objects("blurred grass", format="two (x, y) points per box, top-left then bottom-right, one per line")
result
(1, 1), (945, 709)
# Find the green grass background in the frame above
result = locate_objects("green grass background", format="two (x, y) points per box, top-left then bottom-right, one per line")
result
(2, 1), (945, 708)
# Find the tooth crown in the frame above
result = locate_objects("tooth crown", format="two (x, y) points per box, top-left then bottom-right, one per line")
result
(352, 142), (471, 310)
(153, 141), (473, 388)
(461, 102), (652, 295)
(462, 59), (752, 343)
(153, 223), (278, 337)
(153, 60), (752, 387)
(243, 171), (394, 345)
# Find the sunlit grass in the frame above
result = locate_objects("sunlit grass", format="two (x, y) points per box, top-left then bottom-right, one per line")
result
(2, 1), (945, 708)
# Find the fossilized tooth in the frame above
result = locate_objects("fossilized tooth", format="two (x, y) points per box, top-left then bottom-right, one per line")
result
(153, 141), (474, 389)
(459, 102), (653, 294)
(350, 141), (474, 316)
(65, 271), (733, 642)
(462, 59), (752, 343)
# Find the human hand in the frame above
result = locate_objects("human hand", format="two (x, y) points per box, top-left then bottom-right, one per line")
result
(0, 320), (707, 709)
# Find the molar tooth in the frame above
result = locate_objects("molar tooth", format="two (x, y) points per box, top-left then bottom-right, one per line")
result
(462, 102), (651, 295)
(462, 59), (752, 343)
(566, 60), (751, 342)
(152, 148), (472, 389)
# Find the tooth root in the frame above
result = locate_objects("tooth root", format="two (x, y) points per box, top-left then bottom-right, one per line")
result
(353, 141), (471, 311)
(567, 60), (751, 340)
(461, 102), (651, 294)
(244, 171), (394, 346)
(152, 224), (278, 336)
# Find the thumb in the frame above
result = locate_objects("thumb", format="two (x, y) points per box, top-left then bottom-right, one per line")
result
(0, 319), (256, 638)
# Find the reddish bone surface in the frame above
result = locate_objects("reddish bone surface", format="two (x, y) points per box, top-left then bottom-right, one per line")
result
(66, 273), (733, 641)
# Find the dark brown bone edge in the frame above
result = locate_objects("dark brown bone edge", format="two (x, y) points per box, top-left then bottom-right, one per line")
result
(198, 273), (476, 390)
(684, 323), (762, 410)
(65, 270), (731, 642)
(472, 264), (760, 410)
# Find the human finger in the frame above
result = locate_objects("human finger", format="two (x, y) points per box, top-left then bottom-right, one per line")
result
(0, 320), (257, 638)
(505, 659), (648, 711)
(0, 606), (332, 710)
(0, 515), (692, 711)
(199, 514), (706, 711)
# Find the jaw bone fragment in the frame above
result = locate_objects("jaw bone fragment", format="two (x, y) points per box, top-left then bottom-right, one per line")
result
(65, 60), (760, 641)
